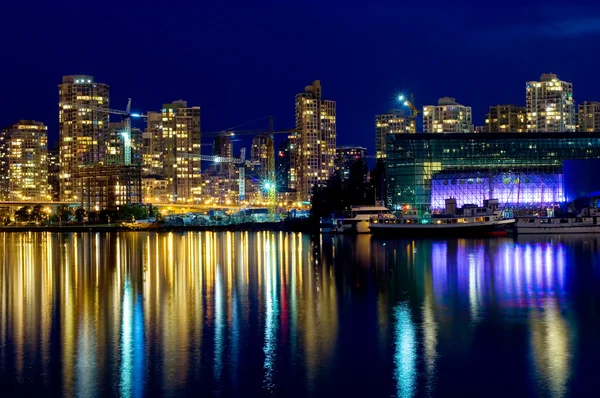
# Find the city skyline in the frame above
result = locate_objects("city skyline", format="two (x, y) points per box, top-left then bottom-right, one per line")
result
(3, 2), (600, 156)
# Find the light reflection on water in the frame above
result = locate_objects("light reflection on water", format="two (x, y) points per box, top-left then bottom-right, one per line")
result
(0, 232), (599, 397)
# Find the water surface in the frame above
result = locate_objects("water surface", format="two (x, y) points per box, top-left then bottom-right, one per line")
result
(1, 232), (600, 397)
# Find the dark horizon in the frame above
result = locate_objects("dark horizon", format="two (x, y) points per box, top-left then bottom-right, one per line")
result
(3, 1), (600, 154)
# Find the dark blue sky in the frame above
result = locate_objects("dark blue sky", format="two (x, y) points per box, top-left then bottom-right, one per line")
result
(2, 0), (600, 154)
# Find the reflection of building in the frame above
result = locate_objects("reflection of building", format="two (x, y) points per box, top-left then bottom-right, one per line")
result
(160, 101), (201, 202)
(423, 97), (473, 133)
(375, 109), (415, 159)
(293, 80), (336, 200)
(59, 75), (110, 201)
(76, 164), (142, 211)
(526, 73), (575, 132)
(386, 132), (600, 210)
(0, 120), (49, 201)
(577, 101), (600, 132)
(485, 105), (527, 133)
(336, 146), (366, 181)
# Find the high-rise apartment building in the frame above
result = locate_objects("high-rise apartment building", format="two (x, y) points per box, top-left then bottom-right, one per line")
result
(0, 120), (49, 201)
(142, 111), (163, 175)
(160, 101), (201, 202)
(276, 139), (291, 191)
(251, 134), (270, 175)
(423, 97), (473, 133)
(375, 109), (416, 159)
(293, 80), (336, 200)
(47, 145), (60, 201)
(108, 121), (143, 165)
(336, 146), (367, 181)
(578, 101), (600, 132)
(526, 73), (575, 132)
(485, 105), (527, 133)
(58, 75), (110, 201)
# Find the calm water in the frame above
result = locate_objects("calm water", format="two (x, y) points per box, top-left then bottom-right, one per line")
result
(1, 232), (600, 397)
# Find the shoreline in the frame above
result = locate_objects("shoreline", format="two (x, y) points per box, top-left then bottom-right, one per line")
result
(0, 220), (316, 233)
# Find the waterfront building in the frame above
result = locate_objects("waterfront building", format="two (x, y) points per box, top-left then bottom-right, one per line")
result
(76, 164), (142, 211)
(336, 146), (367, 181)
(276, 139), (291, 191)
(108, 121), (143, 165)
(385, 132), (600, 210)
(142, 176), (170, 203)
(485, 105), (527, 133)
(293, 80), (336, 201)
(251, 134), (270, 175)
(142, 111), (163, 175)
(375, 109), (415, 159)
(578, 101), (600, 132)
(423, 97), (473, 133)
(160, 101), (201, 202)
(47, 145), (60, 201)
(0, 120), (49, 201)
(526, 73), (575, 132)
(58, 75), (110, 201)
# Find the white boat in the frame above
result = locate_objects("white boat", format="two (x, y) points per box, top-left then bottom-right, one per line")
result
(516, 208), (600, 234)
(334, 205), (392, 233)
(369, 199), (515, 237)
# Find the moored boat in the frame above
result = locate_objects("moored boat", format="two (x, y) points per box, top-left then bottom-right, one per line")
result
(333, 205), (392, 233)
(369, 199), (515, 237)
(515, 208), (600, 234)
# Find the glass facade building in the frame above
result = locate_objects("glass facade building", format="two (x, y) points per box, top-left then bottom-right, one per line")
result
(386, 133), (600, 210)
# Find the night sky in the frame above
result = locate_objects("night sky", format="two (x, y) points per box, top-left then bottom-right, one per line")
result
(2, 0), (600, 154)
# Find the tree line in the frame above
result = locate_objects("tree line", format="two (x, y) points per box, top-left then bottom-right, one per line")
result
(9, 204), (158, 225)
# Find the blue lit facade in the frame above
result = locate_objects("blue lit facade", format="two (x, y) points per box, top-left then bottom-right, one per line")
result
(385, 133), (600, 210)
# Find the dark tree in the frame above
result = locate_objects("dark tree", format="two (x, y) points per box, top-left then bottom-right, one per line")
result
(74, 208), (86, 223)
(370, 158), (387, 204)
(347, 158), (371, 205)
(118, 204), (148, 221)
(57, 205), (73, 223)
(14, 206), (32, 222)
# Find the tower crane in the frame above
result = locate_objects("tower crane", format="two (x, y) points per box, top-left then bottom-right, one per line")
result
(65, 98), (147, 165)
(398, 94), (420, 134)
(398, 94), (420, 118)
(198, 122), (300, 216)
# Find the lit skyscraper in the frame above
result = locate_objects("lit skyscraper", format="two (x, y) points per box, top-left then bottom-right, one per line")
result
(251, 134), (270, 175)
(160, 101), (201, 202)
(375, 109), (415, 159)
(293, 80), (336, 201)
(58, 75), (110, 201)
(423, 97), (473, 133)
(142, 111), (163, 175)
(577, 101), (600, 132)
(526, 73), (575, 132)
(336, 146), (367, 181)
(0, 120), (49, 201)
(485, 105), (527, 133)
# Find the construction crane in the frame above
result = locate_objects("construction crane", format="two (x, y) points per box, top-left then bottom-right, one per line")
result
(180, 147), (260, 202)
(398, 94), (420, 118)
(66, 98), (146, 165)
(201, 121), (300, 217)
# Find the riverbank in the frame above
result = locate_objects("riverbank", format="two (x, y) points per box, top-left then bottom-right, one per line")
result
(0, 219), (316, 233)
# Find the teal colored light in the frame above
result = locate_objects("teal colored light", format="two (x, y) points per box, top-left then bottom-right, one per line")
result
(393, 302), (416, 398)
